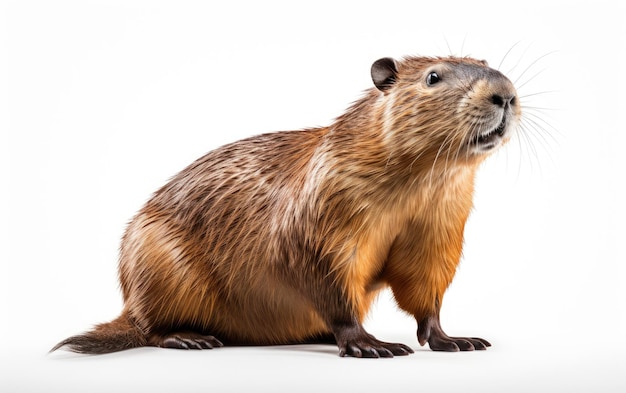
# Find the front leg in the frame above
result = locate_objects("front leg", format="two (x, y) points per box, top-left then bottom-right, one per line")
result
(386, 258), (490, 352)
(389, 275), (492, 352)
(417, 310), (491, 351)
(384, 207), (490, 352)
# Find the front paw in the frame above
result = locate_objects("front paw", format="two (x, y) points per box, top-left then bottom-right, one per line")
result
(417, 315), (491, 352)
(429, 336), (491, 352)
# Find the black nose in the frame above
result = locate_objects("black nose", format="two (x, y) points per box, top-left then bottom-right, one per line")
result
(491, 94), (516, 108)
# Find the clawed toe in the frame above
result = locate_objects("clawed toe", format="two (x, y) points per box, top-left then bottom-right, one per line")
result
(339, 338), (413, 358)
(418, 315), (491, 352)
(429, 336), (490, 352)
(468, 337), (490, 350)
(155, 332), (224, 350)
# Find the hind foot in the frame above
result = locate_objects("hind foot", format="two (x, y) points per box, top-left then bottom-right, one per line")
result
(151, 331), (224, 350)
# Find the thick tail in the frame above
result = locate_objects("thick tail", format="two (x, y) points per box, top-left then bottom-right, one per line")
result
(51, 312), (147, 354)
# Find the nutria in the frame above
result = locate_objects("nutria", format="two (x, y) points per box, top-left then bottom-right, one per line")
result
(52, 55), (521, 357)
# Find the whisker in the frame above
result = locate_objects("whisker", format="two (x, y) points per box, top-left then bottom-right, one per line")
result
(521, 115), (559, 148)
(515, 67), (548, 92)
(427, 128), (455, 187)
(506, 43), (532, 76)
(461, 117), (483, 163)
(521, 105), (560, 112)
(460, 33), (468, 58)
(459, 123), (472, 164)
(518, 91), (557, 99)
(456, 123), (469, 166)
(445, 127), (464, 181)
(513, 51), (558, 86)
(520, 107), (559, 171)
(520, 123), (541, 166)
(521, 109), (561, 139)
(433, 123), (460, 184)
(498, 41), (521, 71)
(514, 122), (525, 182)
(444, 35), (453, 56)
(524, 126), (554, 173)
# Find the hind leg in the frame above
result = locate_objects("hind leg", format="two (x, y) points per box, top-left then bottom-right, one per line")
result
(148, 331), (224, 350)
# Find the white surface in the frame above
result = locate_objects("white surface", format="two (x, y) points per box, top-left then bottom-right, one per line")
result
(2, 0), (625, 392)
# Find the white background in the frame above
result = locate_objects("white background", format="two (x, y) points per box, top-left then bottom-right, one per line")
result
(2, 0), (625, 392)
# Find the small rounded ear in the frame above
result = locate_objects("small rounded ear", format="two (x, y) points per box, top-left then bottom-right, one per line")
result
(480, 59), (489, 66)
(371, 57), (398, 92)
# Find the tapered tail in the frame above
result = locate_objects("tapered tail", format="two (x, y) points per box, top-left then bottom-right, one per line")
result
(51, 312), (146, 354)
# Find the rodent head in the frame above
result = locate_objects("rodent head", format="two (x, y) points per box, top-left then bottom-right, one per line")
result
(371, 56), (521, 165)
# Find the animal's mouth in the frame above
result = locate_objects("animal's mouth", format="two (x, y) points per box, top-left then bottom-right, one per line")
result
(471, 116), (507, 150)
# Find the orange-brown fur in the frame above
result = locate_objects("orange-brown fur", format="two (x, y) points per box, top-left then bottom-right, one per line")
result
(53, 55), (520, 356)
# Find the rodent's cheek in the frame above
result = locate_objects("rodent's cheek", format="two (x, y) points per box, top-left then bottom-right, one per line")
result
(468, 104), (502, 126)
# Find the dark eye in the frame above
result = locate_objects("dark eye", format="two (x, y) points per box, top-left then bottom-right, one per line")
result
(426, 72), (440, 86)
